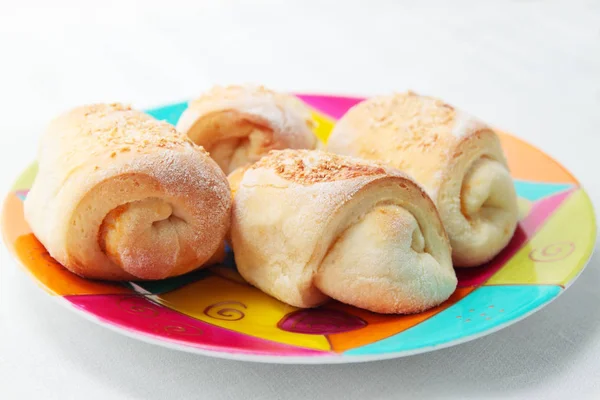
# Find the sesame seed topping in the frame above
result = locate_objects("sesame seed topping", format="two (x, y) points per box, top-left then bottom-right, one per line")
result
(253, 149), (387, 185)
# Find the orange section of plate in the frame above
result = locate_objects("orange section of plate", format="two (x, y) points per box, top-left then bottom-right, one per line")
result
(13, 233), (132, 296)
(496, 132), (577, 184)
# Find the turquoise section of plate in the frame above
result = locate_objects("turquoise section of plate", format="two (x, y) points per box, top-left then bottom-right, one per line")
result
(146, 101), (188, 125)
(345, 285), (561, 355)
(513, 181), (574, 202)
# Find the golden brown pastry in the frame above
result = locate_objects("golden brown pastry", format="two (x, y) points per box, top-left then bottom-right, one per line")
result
(229, 150), (457, 314)
(176, 85), (317, 174)
(326, 92), (518, 267)
(24, 103), (231, 280)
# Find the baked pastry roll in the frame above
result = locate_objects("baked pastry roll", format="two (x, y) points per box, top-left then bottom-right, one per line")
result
(25, 103), (231, 281)
(229, 150), (456, 314)
(326, 92), (518, 267)
(176, 85), (317, 174)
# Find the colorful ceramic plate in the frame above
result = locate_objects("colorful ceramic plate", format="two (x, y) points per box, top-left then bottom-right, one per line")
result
(2, 94), (596, 364)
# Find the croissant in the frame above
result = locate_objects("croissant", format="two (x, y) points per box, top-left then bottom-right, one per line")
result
(229, 150), (457, 314)
(176, 85), (317, 174)
(24, 103), (231, 281)
(326, 92), (518, 267)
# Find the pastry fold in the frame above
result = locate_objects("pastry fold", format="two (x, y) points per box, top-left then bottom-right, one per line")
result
(25, 103), (231, 280)
(176, 85), (317, 174)
(326, 92), (518, 267)
(229, 150), (456, 314)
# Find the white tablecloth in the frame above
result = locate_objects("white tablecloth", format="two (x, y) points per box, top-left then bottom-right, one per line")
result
(1, 2), (599, 399)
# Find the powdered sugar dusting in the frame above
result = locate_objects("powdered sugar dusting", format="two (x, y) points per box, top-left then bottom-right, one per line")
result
(187, 84), (314, 137)
(94, 146), (231, 220)
(451, 110), (487, 138)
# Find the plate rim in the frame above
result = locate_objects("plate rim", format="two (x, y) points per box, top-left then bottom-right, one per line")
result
(3, 252), (593, 364)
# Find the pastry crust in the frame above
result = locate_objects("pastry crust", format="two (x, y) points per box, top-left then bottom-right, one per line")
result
(24, 103), (231, 280)
(326, 92), (518, 267)
(176, 85), (317, 174)
(229, 150), (456, 314)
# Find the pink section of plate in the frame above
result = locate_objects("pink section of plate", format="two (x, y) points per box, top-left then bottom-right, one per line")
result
(296, 94), (362, 120)
(65, 294), (329, 356)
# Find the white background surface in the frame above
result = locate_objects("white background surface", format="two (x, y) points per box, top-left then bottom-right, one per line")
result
(1, 1), (599, 399)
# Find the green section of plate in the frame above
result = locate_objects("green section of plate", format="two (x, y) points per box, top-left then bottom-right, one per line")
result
(12, 162), (38, 191)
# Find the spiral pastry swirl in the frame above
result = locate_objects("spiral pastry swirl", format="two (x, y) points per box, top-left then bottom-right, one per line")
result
(176, 85), (317, 175)
(326, 92), (518, 267)
(229, 150), (456, 314)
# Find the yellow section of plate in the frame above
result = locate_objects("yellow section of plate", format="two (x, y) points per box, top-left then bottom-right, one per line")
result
(310, 110), (335, 143)
(487, 190), (595, 286)
(154, 275), (331, 351)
